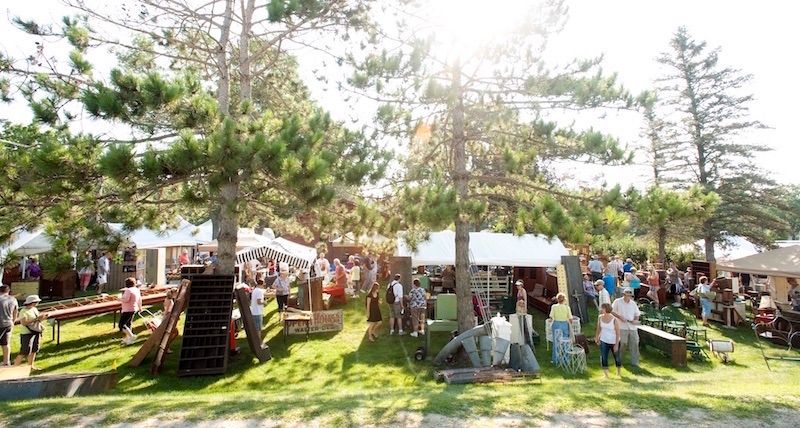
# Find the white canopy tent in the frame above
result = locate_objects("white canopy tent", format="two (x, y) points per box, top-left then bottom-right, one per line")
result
(396, 230), (569, 267)
(1, 228), (53, 258)
(197, 228), (274, 252)
(0, 228), (55, 283)
(716, 245), (800, 278)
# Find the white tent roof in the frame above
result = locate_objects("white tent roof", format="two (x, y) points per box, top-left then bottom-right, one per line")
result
(1, 228), (53, 258)
(396, 230), (569, 267)
(108, 218), (213, 250)
(716, 245), (800, 278)
(198, 228), (274, 252)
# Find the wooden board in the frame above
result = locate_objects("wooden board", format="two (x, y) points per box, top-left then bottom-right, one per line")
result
(130, 281), (189, 368)
(562, 255), (589, 323)
(150, 280), (191, 374)
(234, 287), (271, 362)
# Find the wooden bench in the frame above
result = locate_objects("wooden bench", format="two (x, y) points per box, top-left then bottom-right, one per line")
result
(638, 325), (687, 367)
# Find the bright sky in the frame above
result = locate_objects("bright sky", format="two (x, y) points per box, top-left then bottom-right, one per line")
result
(1, 0), (798, 187)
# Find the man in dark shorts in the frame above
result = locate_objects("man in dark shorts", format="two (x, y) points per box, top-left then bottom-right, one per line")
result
(0, 284), (19, 366)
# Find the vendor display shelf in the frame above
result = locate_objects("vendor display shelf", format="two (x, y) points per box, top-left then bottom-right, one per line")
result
(177, 275), (235, 377)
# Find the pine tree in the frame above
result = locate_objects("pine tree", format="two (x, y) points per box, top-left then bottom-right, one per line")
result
(657, 27), (788, 260)
(1, 3), (387, 273)
(351, 1), (633, 332)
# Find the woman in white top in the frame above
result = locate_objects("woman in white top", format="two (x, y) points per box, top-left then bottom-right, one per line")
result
(594, 302), (622, 377)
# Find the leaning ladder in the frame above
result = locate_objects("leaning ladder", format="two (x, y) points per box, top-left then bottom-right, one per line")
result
(469, 250), (490, 323)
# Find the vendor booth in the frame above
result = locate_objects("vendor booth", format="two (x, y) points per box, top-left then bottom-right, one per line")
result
(396, 230), (570, 312)
(716, 245), (800, 306)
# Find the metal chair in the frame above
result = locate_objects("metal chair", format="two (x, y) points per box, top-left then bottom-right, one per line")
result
(661, 306), (687, 337)
(685, 316), (708, 343)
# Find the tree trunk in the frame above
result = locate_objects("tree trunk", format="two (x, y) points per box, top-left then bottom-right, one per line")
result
(215, 0), (234, 115)
(703, 235), (715, 262)
(656, 225), (667, 266)
(451, 60), (473, 334)
(238, 0), (256, 103)
(216, 180), (241, 275)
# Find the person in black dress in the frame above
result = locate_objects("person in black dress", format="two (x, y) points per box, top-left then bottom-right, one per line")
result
(365, 282), (382, 342)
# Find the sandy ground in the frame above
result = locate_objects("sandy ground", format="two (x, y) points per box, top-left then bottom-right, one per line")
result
(51, 408), (796, 428)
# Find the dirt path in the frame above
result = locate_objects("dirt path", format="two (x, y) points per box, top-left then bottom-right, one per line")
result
(64, 408), (797, 428)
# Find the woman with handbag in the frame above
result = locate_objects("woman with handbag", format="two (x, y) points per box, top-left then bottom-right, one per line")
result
(14, 295), (48, 370)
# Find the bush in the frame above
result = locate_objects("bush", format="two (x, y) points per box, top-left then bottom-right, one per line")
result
(590, 235), (699, 269)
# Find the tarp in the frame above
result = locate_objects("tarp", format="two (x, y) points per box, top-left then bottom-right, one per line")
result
(235, 236), (317, 271)
(395, 230), (569, 267)
(716, 245), (800, 278)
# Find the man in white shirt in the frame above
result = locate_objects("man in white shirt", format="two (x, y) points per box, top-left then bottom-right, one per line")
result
(389, 274), (404, 335)
(96, 252), (110, 293)
(595, 280), (611, 306)
(250, 279), (266, 340)
(612, 287), (641, 367)
(316, 253), (330, 285)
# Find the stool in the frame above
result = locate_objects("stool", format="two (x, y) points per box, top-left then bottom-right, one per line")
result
(564, 345), (587, 374)
(555, 333), (572, 369)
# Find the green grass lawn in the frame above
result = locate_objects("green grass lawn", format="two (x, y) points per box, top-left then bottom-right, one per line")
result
(2, 292), (799, 426)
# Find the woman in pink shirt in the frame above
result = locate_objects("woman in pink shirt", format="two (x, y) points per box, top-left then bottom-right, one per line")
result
(120, 277), (142, 346)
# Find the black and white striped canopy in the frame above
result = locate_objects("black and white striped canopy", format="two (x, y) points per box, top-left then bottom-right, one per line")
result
(235, 239), (315, 272)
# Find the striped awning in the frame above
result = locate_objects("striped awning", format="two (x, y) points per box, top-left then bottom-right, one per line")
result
(235, 239), (316, 272)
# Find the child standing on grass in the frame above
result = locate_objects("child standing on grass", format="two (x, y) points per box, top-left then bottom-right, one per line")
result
(594, 303), (622, 378)
(15, 295), (47, 370)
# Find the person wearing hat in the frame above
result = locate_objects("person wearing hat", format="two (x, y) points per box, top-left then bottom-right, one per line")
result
(14, 295), (48, 370)
(611, 287), (641, 367)
(594, 280), (611, 306)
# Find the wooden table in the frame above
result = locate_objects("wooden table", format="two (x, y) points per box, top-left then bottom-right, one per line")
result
(638, 325), (687, 367)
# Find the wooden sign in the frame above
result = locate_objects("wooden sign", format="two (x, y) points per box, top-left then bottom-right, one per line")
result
(285, 309), (343, 335)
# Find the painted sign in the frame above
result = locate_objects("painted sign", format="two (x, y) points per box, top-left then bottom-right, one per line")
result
(285, 309), (344, 335)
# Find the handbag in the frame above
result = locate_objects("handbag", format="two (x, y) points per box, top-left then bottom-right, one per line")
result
(27, 319), (44, 333)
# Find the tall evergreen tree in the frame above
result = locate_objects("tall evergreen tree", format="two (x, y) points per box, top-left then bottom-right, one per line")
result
(657, 27), (788, 260)
(352, 1), (632, 332)
(1, 3), (387, 273)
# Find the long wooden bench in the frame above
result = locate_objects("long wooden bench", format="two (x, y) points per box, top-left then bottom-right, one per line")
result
(638, 325), (687, 367)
